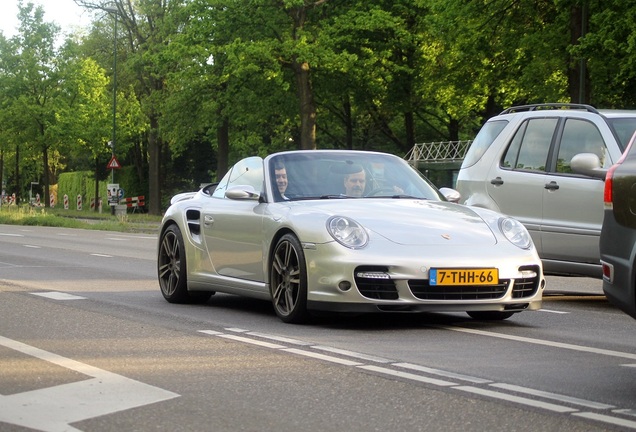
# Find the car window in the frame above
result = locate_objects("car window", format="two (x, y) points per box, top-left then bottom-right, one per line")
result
(606, 117), (636, 150)
(461, 120), (508, 168)
(211, 170), (231, 198)
(555, 118), (610, 173)
(212, 156), (264, 198)
(502, 118), (557, 172)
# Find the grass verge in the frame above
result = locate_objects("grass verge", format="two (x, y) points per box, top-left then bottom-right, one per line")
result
(0, 205), (161, 234)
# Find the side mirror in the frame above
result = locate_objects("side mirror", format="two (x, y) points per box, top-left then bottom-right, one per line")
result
(571, 153), (608, 180)
(439, 187), (461, 203)
(225, 185), (261, 201)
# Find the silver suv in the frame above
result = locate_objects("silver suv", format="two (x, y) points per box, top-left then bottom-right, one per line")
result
(456, 103), (636, 278)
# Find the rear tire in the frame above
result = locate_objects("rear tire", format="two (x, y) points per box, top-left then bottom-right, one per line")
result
(467, 311), (515, 321)
(158, 224), (212, 304)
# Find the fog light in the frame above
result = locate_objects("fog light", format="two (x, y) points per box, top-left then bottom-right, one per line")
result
(338, 281), (352, 291)
(356, 271), (390, 279)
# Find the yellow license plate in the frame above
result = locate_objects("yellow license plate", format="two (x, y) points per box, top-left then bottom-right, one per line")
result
(430, 268), (498, 286)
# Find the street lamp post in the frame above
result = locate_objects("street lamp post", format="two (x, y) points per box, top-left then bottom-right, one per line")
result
(105, 6), (120, 215)
(104, 6), (119, 185)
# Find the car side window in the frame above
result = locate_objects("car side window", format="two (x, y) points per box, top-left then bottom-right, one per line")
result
(211, 170), (232, 198)
(212, 156), (264, 199)
(502, 118), (557, 172)
(555, 118), (610, 173)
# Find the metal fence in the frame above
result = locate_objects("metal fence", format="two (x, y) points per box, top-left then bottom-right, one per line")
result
(405, 141), (472, 164)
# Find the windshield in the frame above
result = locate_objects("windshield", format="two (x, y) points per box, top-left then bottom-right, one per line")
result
(267, 151), (443, 202)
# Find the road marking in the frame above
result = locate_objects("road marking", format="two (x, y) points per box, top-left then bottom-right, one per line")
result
(359, 365), (456, 386)
(0, 233), (23, 237)
(24, 244), (41, 249)
(394, 362), (492, 384)
(574, 412), (636, 429)
(218, 333), (286, 349)
(441, 325), (636, 361)
(455, 386), (577, 413)
(284, 348), (363, 366)
(312, 345), (392, 363)
(31, 292), (87, 301)
(490, 383), (615, 409)
(90, 253), (113, 258)
(540, 309), (569, 314)
(0, 335), (179, 432)
(199, 328), (636, 430)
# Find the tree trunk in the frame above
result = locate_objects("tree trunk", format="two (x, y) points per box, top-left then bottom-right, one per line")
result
(15, 144), (20, 204)
(293, 60), (316, 150)
(216, 116), (230, 180)
(404, 111), (415, 150)
(148, 116), (162, 215)
(43, 147), (50, 208)
(568, 4), (589, 104)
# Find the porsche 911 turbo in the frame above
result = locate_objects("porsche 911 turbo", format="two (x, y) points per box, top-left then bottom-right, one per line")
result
(158, 150), (545, 323)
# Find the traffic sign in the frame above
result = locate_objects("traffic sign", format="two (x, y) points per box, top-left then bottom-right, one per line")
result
(107, 155), (121, 169)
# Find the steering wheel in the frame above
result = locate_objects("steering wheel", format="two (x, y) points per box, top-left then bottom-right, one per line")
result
(365, 187), (397, 197)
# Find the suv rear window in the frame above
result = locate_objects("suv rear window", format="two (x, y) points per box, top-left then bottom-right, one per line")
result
(461, 120), (508, 168)
(606, 117), (636, 150)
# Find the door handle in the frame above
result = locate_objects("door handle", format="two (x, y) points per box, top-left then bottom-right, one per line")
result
(544, 181), (560, 191)
(203, 215), (214, 226)
(490, 177), (504, 186)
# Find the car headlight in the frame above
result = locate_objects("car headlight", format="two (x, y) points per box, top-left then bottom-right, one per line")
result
(327, 216), (368, 249)
(499, 217), (532, 249)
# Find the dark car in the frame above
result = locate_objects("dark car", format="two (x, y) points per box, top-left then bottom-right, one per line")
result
(600, 134), (636, 320)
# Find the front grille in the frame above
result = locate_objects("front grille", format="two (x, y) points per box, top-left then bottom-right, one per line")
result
(511, 265), (541, 298)
(408, 280), (508, 300)
(354, 266), (398, 300)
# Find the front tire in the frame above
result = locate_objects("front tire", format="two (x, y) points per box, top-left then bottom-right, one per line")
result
(270, 234), (310, 324)
(158, 224), (212, 304)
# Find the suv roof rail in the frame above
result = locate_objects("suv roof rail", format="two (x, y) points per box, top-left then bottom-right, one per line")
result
(500, 103), (600, 115)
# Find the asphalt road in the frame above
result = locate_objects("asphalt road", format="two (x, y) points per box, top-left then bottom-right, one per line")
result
(0, 224), (635, 432)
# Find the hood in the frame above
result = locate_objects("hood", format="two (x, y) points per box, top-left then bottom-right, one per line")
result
(291, 199), (497, 246)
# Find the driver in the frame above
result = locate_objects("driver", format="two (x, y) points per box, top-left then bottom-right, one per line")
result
(343, 166), (366, 197)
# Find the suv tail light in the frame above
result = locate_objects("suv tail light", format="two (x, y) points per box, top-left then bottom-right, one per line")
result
(605, 137), (635, 208)
(603, 164), (618, 208)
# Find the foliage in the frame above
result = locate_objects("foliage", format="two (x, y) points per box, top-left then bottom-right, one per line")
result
(1, 0), (636, 215)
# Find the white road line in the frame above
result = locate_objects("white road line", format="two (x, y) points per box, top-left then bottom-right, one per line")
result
(284, 348), (363, 366)
(24, 245), (41, 249)
(217, 334), (286, 349)
(359, 365), (457, 386)
(198, 328), (636, 430)
(0, 335), (179, 432)
(311, 345), (392, 363)
(31, 292), (86, 301)
(442, 325), (636, 361)
(490, 383), (615, 409)
(0, 233), (23, 237)
(247, 331), (312, 346)
(90, 253), (113, 258)
(454, 386), (578, 413)
(540, 309), (570, 314)
(574, 412), (636, 429)
(394, 362), (492, 384)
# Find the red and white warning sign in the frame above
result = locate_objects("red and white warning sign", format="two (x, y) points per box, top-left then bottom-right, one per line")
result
(106, 155), (121, 170)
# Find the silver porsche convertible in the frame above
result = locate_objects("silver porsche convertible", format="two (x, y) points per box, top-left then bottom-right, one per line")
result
(158, 150), (545, 323)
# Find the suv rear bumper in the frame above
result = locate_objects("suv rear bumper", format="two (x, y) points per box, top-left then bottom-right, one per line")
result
(600, 210), (636, 320)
